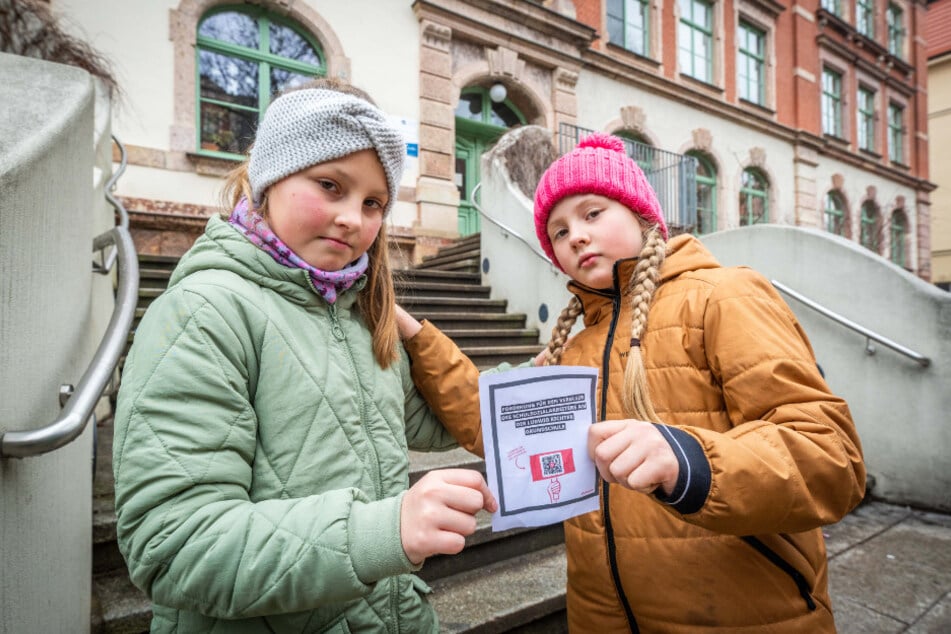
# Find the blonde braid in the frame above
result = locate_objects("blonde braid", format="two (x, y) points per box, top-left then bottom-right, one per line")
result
(622, 227), (667, 421)
(543, 295), (583, 366)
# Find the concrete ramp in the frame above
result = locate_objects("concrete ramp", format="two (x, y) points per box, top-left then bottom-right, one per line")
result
(702, 226), (951, 512)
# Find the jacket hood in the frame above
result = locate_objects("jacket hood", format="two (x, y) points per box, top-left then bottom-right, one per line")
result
(169, 215), (365, 308)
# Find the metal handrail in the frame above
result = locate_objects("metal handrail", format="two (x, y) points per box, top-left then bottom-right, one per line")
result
(1, 136), (140, 458)
(470, 182), (554, 265)
(771, 279), (930, 368)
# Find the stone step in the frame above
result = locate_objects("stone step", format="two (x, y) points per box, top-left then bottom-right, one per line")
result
(440, 329), (541, 348)
(396, 280), (492, 299)
(397, 268), (481, 284)
(91, 568), (151, 634)
(401, 296), (508, 314)
(419, 251), (481, 271)
(428, 544), (568, 634)
(426, 239), (481, 260)
(460, 345), (541, 369)
(411, 311), (529, 331)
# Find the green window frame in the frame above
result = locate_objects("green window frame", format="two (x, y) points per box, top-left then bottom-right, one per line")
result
(890, 210), (907, 266)
(454, 87), (525, 129)
(856, 0), (875, 38)
(678, 0), (714, 83)
(739, 168), (768, 226)
(196, 6), (324, 159)
(824, 191), (847, 235)
(617, 131), (655, 172)
(689, 152), (717, 235)
(737, 21), (765, 106)
(888, 102), (905, 164)
(860, 201), (881, 251)
(821, 0), (841, 16)
(887, 3), (904, 58)
(821, 68), (843, 137)
(857, 86), (876, 152)
(608, 0), (650, 57)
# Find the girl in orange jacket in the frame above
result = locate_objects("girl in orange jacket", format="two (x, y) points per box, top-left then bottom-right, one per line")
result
(396, 133), (866, 633)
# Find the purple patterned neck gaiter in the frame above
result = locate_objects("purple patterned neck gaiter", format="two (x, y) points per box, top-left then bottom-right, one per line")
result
(228, 197), (369, 304)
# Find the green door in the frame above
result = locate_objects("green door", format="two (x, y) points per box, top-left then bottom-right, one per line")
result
(454, 87), (525, 236)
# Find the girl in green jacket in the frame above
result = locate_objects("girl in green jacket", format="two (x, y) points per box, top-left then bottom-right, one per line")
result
(113, 80), (496, 633)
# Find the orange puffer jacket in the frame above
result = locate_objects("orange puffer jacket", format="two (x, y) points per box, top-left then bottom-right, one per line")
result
(405, 234), (866, 633)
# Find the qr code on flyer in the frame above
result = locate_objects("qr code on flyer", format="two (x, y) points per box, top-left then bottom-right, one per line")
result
(540, 452), (565, 477)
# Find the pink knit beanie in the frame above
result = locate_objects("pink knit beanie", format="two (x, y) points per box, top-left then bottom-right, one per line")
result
(534, 133), (668, 270)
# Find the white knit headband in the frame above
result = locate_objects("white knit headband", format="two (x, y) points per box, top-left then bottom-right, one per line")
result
(247, 88), (405, 214)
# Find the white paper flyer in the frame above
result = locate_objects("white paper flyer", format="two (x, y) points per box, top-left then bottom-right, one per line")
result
(478, 365), (600, 531)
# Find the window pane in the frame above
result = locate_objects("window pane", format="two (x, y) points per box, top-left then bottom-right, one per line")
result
(199, 11), (258, 49)
(199, 50), (258, 108)
(270, 68), (319, 99)
(199, 102), (257, 154)
(489, 101), (521, 128)
(269, 23), (321, 65)
(455, 93), (482, 121)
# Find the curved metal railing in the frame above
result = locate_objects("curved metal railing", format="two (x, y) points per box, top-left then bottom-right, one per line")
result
(470, 182), (553, 265)
(772, 279), (930, 368)
(1, 136), (140, 458)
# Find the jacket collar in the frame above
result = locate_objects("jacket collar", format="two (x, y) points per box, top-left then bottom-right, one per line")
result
(566, 233), (721, 326)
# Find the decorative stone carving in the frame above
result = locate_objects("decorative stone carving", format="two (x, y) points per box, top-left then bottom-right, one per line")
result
(620, 106), (646, 132)
(553, 68), (578, 92)
(422, 20), (451, 52)
(866, 185), (877, 200)
(749, 147), (766, 167)
(832, 173), (844, 190)
(691, 128), (713, 151)
(487, 46), (525, 78)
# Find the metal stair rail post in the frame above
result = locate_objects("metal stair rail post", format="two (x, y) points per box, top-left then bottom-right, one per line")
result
(1, 135), (140, 459)
(771, 279), (931, 368)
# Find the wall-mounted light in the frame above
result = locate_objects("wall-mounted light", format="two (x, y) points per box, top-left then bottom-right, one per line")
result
(489, 82), (507, 103)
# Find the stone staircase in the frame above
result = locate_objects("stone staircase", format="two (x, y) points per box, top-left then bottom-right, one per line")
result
(91, 234), (567, 633)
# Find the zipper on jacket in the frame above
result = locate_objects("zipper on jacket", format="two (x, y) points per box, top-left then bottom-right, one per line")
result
(328, 302), (397, 634)
(601, 290), (639, 634)
(741, 536), (817, 611)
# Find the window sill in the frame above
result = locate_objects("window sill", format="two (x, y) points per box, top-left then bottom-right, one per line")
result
(859, 148), (882, 160)
(823, 133), (851, 148)
(680, 74), (724, 98)
(187, 151), (242, 177)
(606, 43), (660, 70)
(888, 160), (910, 171)
(738, 98), (775, 117)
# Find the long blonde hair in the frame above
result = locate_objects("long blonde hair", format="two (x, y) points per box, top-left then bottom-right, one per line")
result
(542, 226), (667, 422)
(219, 80), (400, 369)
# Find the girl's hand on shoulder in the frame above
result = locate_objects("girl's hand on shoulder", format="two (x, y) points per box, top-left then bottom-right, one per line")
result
(394, 304), (423, 340)
(399, 469), (498, 565)
(588, 420), (679, 497)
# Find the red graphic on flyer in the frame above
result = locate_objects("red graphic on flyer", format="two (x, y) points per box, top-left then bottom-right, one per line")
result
(530, 449), (575, 502)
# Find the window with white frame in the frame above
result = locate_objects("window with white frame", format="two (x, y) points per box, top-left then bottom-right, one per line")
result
(608, 0), (650, 57)
(857, 86), (876, 152)
(196, 6), (324, 157)
(737, 21), (765, 106)
(887, 3), (905, 58)
(822, 67), (843, 137)
(856, 0), (875, 38)
(888, 102), (905, 164)
(678, 0), (714, 83)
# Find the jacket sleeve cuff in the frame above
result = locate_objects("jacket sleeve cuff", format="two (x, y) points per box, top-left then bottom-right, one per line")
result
(348, 492), (420, 584)
(652, 424), (711, 515)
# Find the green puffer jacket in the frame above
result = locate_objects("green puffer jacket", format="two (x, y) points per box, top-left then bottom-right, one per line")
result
(113, 215), (458, 633)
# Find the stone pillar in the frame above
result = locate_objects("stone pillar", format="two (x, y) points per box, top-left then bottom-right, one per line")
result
(793, 142), (820, 229)
(552, 68), (579, 151)
(416, 20), (459, 237)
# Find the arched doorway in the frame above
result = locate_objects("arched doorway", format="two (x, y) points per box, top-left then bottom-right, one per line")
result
(454, 85), (525, 235)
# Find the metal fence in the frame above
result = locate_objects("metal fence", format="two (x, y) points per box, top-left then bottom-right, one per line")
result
(558, 122), (698, 233)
